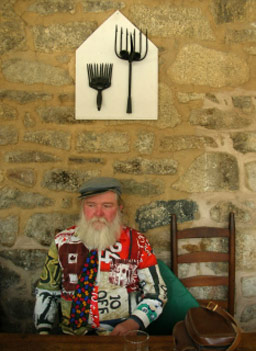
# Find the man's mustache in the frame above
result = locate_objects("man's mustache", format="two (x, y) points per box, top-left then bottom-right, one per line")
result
(90, 217), (108, 224)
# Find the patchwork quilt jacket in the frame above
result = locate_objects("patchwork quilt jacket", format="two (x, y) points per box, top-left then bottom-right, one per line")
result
(34, 226), (167, 335)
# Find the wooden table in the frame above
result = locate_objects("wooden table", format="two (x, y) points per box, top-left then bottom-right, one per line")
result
(0, 332), (255, 350)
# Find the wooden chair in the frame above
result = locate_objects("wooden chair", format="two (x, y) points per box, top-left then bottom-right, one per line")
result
(170, 212), (235, 315)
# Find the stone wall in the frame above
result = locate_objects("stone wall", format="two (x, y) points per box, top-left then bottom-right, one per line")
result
(0, 0), (256, 333)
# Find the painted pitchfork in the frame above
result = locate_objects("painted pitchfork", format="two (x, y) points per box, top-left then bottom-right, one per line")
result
(115, 26), (148, 114)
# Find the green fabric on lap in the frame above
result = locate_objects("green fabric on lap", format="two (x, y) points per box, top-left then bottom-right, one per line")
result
(146, 259), (199, 335)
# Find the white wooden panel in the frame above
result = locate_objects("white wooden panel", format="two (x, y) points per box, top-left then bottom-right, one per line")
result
(76, 11), (158, 120)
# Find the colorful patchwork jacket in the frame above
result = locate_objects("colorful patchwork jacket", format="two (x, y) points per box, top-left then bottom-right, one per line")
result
(34, 225), (167, 335)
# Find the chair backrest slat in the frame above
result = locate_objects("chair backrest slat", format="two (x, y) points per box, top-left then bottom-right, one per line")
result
(177, 252), (230, 263)
(177, 227), (230, 239)
(181, 275), (229, 287)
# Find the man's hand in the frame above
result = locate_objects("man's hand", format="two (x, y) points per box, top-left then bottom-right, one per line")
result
(110, 318), (140, 336)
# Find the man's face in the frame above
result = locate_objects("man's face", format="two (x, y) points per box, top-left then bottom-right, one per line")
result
(82, 191), (122, 230)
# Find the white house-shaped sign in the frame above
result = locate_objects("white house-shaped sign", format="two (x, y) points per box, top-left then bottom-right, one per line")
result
(75, 10), (158, 120)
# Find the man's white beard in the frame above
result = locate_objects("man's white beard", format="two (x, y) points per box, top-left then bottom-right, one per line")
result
(76, 210), (122, 251)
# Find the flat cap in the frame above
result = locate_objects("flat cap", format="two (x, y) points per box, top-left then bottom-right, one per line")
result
(79, 177), (122, 199)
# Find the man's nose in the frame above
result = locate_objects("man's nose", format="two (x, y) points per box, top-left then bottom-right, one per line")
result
(95, 205), (104, 216)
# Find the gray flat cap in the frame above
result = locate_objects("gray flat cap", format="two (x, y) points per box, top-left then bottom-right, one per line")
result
(79, 177), (122, 199)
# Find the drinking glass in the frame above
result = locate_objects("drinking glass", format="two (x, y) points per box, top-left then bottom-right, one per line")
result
(123, 330), (149, 351)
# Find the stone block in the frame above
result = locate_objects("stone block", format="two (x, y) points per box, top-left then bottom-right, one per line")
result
(168, 44), (249, 88)
(0, 216), (18, 247)
(242, 276), (256, 297)
(42, 169), (100, 192)
(160, 135), (217, 152)
(245, 161), (256, 191)
(236, 229), (256, 270)
(81, 0), (124, 12)
(2, 59), (72, 86)
(173, 152), (239, 192)
(190, 108), (252, 129)
(0, 89), (52, 104)
(27, 0), (76, 14)
(6, 168), (36, 187)
(135, 199), (198, 232)
(130, 4), (215, 40)
(134, 131), (154, 154)
(241, 304), (256, 323)
(0, 103), (17, 120)
(0, 125), (18, 145)
(0, 187), (54, 209)
(210, 201), (251, 223)
(121, 178), (164, 196)
(33, 22), (97, 53)
(76, 131), (129, 153)
(232, 95), (254, 113)
(211, 0), (250, 24)
(177, 92), (205, 103)
(4, 150), (61, 163)
(113, 157), (178, 175)
(0, 21), (26, 55)
(205, 93), (220, 104)
(0, 0), (18, 20)
(0, 264), (20, 289)
(24, 213), (79, 246)
(232, 132), (256, 154)
(68, 156), (105, 164)
(37, 106), (85, 124)
(225, 28), (256, 43)
(0, 249), (47, 270)
(24, 130), (71, 150)
(158, 83), (181, 128)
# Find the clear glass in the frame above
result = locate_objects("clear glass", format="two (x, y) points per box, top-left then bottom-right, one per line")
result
(123, 330), (150, 351)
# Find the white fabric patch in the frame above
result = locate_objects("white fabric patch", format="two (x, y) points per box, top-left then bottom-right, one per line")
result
(69, 273), (78, 284)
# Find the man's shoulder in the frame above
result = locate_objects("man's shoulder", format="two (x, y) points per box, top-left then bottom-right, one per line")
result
(55, 226), (78, 243)
(122, 225), (141, 235)
(122, 226), (147, 240)
(122, 226), (156, 264)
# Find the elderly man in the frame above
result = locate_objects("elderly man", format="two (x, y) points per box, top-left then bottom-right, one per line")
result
(34, 177), (167, 336)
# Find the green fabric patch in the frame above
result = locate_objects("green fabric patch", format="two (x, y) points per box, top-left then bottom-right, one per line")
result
(146, 259), (199, 335)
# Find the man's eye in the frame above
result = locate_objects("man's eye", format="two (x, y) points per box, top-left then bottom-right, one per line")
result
(86, 203), (95, 207)
(103, 204), (113, 208)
